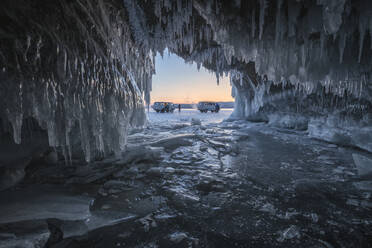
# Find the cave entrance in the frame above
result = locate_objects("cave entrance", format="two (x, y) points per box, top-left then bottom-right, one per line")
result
(151, 50), (233, 112)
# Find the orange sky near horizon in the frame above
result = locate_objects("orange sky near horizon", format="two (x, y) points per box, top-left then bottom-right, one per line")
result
(151, 52), (234, 104)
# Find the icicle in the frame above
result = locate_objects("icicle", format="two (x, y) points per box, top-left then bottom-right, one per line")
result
(259, 0), (267, 40)
(275, 0), (283, 48)
(370, 17), (372, 49)
(287, 2), (300, 38)
(320, 32), (325, 59)
(251, 8), (256, 38)
(64, 50), (67, 74)
(338, 33), (346, 63)
(301, 44), (306, 67)
(24, 35), (31, 62)
(9, 113), (23, 144)
(35, 36), (42, 62)
(358, 16), (368, 63)
(234, 0), (241, 8)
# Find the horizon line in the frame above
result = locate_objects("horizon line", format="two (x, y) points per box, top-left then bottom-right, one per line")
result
(150, 100), (235, 104)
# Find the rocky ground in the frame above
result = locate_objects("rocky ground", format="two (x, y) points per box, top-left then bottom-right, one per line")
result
(0, 110), (371, 248)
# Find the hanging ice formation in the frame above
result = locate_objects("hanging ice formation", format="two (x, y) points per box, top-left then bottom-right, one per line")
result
(0, 0), (372, 162)
(0, 0), (151, 162)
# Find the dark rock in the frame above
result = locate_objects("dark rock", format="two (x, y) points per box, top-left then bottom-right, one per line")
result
(0, 167), (25, 191)
(0, 220), (50, 248)
(46, 219), (64, 247)
(45, 151), (59, 165)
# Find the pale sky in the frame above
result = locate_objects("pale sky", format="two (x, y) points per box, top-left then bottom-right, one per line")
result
(151, 51), (234, 104)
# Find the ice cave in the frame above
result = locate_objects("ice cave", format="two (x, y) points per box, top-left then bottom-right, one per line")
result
(0, 0), (372, 247)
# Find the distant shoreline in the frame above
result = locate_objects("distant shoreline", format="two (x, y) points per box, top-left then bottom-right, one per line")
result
(150, 101), (234, 109)
(170, 107), (233, 109)
(148, 108), (233, 111)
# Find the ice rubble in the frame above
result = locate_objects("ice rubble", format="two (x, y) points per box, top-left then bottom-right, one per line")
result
(0, 0), (372, 162)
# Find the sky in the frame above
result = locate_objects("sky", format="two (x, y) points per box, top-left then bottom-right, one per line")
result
(151, 51), (234, 104)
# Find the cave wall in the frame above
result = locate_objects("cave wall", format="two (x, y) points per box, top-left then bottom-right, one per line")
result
(0, 0), (150, 162)
(0, 0), (372, 163)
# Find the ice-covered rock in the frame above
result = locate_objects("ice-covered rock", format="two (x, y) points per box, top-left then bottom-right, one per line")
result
(137, 214), (157, 232)
(351, 128), (372, 153)
(0, 185), (93, 224)
(277, 225), (301, 242)
(268, 113), (308, 130)
(150, 134), (194, 151)
(58, 220), (89, 239)
(353, 181), (372, 191)
(308, 120), (352, 145)
(101, 180), (133, 194)
(259, 203), (276, 215)
(146, 167), (164, 177)
(311, 213), (319, 223)
(199, 145), (208, 152)
(165, 186), (200, 207)
(0, 220), (50, 248)
(352, 154), (372, 177)
(164, 167), (176, 174)
(120, 146), (163, 165)
(0, 127), (47, 189)
(44, 151), (58, 164)
(0, 168), (25, 191)
(168, 232), (188, 244)
(191, 118), (202, 126)
(309, 119), (372, 153)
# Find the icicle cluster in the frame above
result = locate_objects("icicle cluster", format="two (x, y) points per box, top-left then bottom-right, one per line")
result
(148, 0), (372, 119)
(143, 0), (372, 119)
(1, 0), (372, 162)
(0, 0), (153, 162)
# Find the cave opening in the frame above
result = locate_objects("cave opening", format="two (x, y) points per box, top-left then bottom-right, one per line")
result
(149, 50), (235, 125)
(151, 50), (233, 106)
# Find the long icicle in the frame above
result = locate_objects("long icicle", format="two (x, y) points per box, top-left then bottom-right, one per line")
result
(259, 0), (267, 40)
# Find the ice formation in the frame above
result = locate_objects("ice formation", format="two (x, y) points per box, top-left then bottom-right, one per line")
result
(0, 0), (372, 162)
(0, 0), (151, 162)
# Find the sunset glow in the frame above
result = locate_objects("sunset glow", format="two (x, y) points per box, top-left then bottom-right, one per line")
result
(151, 51), (233, 104)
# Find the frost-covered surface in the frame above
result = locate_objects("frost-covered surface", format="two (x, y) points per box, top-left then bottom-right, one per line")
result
(0, 0), (372, 162)
(0, 185), (93, 224)
(1, 116), (371, 247)
(308, 116), (372, 153)
(148, 109), (232, 126)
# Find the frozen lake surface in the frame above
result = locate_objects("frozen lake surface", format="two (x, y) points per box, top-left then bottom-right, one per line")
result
(147, 108), (233, 125)
(1, 109), (372, 247)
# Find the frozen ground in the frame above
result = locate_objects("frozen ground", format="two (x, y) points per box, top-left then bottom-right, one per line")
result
(147, 108), (233, 125)
(0, 110), (372, 247)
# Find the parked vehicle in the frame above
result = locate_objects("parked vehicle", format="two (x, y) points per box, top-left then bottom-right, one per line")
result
(197, 101), (220, 113)
(152, 102), (175, 113)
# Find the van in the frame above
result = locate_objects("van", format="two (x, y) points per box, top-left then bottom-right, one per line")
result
(152, 102), (175, 113)
(197, 102), (220, 113)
